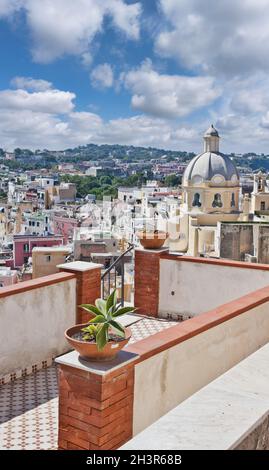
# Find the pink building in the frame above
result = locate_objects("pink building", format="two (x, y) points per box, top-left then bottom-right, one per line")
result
(13, 234), (64, 268)
(53, 216), (78, 244)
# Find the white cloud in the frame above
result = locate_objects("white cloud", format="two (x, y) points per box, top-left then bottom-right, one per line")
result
(1, 76), (269, 154)
(90, 64), (114, 89)
(11, 76), (53, 92)
(0, 0), (141, 63)
(81, 52), (93, 68)
(156, 0), (269, 77)
(0, 88), (75, 114)
(0, 81), (198, 150)
(108, 0), (141, 40)
(229, 75), (269, 115)
(122, 59), (220, 119)
(0, 0), (22, 16)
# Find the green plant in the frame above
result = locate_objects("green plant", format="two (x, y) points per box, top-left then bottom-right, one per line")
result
(80, 290), (136, 351)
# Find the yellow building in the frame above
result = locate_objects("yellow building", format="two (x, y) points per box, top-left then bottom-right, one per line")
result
(169, 125), (242, 255)
(32, 246), (71, 279)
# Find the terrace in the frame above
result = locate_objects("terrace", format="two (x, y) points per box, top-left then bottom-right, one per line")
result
(1, 249), (269, 450)
(0, 316), (176, 450)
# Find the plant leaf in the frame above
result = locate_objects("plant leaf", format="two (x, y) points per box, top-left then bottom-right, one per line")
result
(95, 298), (107, 316)
(112, 306), (137, 317)
(88, 315), (106, 324)
(109, 320), (125, 338)
(106, 289), (117, 311)
(79, 304), (101, 316)
(96, 324), (109, 351)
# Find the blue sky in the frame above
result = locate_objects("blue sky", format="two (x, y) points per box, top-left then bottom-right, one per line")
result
(0, 0), (269, 153)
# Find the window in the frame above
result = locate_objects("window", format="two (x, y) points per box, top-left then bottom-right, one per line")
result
(45, 255), (51, 263)
(231, 193), (236, 207)
(192, 193), (202, 207)
(261, 201), (266, 211)
(212, 193), (223, 208)
(23, 243), (29, 252)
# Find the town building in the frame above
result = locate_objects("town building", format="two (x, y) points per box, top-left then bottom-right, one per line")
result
(13, 234), (64, 268)
(32, 246), (72, 279)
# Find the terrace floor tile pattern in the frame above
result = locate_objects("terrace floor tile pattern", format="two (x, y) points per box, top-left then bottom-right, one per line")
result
(0, 366), (58, 450)
(0, 316), (178, 450)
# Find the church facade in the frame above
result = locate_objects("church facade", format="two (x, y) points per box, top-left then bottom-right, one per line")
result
(168, 125), (269, 260)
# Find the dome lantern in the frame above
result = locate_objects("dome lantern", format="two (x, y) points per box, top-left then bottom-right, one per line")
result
(203, 124), (220, 153)
(183, 125), (239, 187)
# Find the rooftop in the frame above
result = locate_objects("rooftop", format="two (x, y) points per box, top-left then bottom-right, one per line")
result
(1, 254), (269, 451)
(0, 316), (177, 450)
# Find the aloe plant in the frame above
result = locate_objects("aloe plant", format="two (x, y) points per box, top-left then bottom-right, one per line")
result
(80, 289), (136, 351)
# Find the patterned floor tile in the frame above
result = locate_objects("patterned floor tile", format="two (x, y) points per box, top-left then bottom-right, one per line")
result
(0, 316), (178, 450)
(0, 366), (58, 450)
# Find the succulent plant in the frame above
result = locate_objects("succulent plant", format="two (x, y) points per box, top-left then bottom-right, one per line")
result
(80, 289), (136, 350)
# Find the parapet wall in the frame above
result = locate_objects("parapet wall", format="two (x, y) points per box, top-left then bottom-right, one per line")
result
(159, 255), (269, 318)
(0, 261), (103, 382)
(0, 272), (76, 381)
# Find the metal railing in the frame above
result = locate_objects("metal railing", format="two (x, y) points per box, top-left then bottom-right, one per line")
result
(101, 243), (134, 306)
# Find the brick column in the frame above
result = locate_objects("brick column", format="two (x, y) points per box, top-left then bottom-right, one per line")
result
(56, 351), (136, 450)
(134, 248), (169, 317)
(57, 261), (103, 324)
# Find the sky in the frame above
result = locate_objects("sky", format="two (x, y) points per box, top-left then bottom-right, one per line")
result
(0, 0), (269, 153)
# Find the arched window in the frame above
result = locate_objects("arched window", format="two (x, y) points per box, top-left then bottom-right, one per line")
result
(212, 193), (223, 208)
(192, 193), (202, 207)
(231, 193), (235, 207)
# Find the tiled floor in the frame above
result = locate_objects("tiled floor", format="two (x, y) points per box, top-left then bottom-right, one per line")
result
(0, 366), (58, 450)
(0, 316), (178, 450)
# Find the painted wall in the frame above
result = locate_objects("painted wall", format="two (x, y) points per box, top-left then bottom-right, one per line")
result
(53, 216), (77, 244)
(14, 236), (63, 267)
(123, 342), (269, 450)
(133, 301), (269, 435)
(0, 277), (76, 376)
(32, 249), (70, 278)
(159, 259), (269, 317)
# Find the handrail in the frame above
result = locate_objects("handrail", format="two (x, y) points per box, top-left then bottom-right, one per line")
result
(101, 243), (134, 306)
(101, 242), (134, 280)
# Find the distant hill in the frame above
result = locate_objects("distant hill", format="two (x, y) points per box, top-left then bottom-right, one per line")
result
(60, 143), (196, 162)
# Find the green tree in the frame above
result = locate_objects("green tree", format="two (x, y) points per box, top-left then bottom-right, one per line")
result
(164, 174), (181, 187)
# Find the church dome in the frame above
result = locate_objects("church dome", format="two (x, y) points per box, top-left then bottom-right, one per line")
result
(183, 125), (239, 186)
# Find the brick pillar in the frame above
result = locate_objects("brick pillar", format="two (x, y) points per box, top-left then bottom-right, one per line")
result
(134, 248), (169, 317)
(56, 351), (136, 450)
(57, 261), (103, 324)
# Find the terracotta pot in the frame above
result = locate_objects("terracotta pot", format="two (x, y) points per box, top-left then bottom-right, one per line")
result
(65, 324), (132, 362)
(137, 231), (169, 249)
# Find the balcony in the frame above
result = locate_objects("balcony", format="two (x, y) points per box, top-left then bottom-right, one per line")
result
(1, 253), (269, 450)
(0, 315), (177, 450)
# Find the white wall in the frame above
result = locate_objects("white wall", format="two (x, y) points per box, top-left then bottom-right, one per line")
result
(133, 301), (269, 435)
(0, 278), (76, 376)
(123, 342), (269, 450)
(159, 259), (269, 317)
